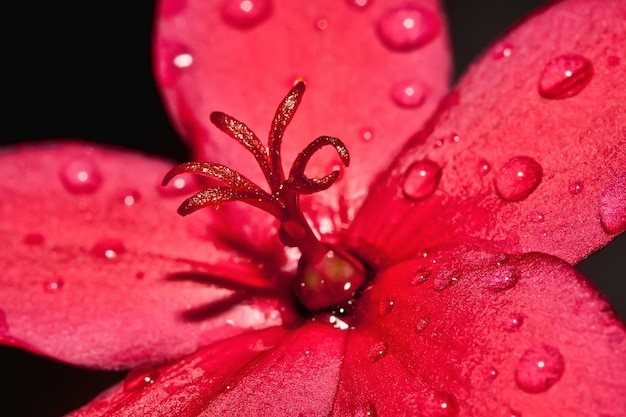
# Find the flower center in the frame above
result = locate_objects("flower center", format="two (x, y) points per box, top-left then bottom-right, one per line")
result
(163, 81), (367, 312)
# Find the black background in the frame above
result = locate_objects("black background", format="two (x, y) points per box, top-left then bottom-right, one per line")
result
(2, 1), (624, 416)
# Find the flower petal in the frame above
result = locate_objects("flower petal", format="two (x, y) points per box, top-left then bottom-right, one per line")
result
(66, 247), (626, 416)
(331, 247), (626, 416)
(154, 0), (451, 243)
(0, 142), (293, 369)
(349, 0), (626, 265)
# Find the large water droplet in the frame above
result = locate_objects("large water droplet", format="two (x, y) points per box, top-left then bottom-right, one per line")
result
(221, 0), (271, 29)
(92, 239), (126, 260)
(491, 41), (513, 60)
(495, 156), (543, 201)
(353, 403), (377, 417)
(503, 313), (525, 332)
(376, 6), (439, 51)
(478, 159), (491, 176)
(421, 392), (459, 417)
(515, 344), (565, 393)
(159, 172), (197, 197)
(600, 173), (626, 234)
(44, 278), (65, 293)
(60, 158), (103, 194)
(156, 41), (194, 87)
(123, 365), (159, 392)
(415, 316), (430, 333)
(378, 297), (395, 316)
(346, 0), (371, 9)
(23, 233), (45, 246)
(120, 189), (142, 206)
(411, 268), (431, 285)
(391, 80), (427, 108)
(538, 54), (593, 99)
(487, 266), (520, 291)
(367, 341), (388, 362)
(488, 366), (499, 380)
(402, 159), (441, 200)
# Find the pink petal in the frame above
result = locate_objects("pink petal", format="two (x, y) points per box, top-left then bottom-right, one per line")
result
(66, 247), (626, 416)
(349, 0), (626, 265)
(0, 142), (295, 369)
(154, 0), (451, 245)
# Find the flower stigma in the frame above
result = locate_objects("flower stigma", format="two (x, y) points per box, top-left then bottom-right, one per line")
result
(163, 81), (367, 314)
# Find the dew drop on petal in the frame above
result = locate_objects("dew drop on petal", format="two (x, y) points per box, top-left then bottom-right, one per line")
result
(124, 365), (159, 392)
(353, 403), (377, 417)
(568, 180), (584, 195)
(421, 392), (459, 417)
(378, 297), (395, 316)
(487, 266), (520, 291)
(159, 172), (197, 197)
(346, 0), (371, 9)
(411, 268), (431, 285)
(508, 409), (522, 417)
(92, 239), (126, 260)
(538, 54), (593, 99)
(44, 278), (64, 293)
(120, 189), (142, 206)
(503, 313), (525, 332)
(415, 316), (430, 333)
(367, 341), (388, 362)
(491, 41), (513, 59)
(156, 41), (194, 86)
(221, 0), (271, 29)
(360, 128), (374, 142)
(23, 233), (45, 246)
(478, 159), (491, 176)
(600, 172), (626, 234)
(488, 366), (499, 380)
(60, 158), (102, 194)
(495, 156), (542, 201)
(515, 344), (565, 393)
(315, 19), (328, 31)
(391, 79), (427, 108)
(402, 159), (441, 200)
(376, 6), (439, 51)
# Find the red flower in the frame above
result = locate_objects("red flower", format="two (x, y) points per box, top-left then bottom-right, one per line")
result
(1, 0), (625, 416)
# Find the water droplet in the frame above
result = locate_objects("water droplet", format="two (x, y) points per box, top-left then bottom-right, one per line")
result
(600, 173), (626, 234)
(421, 392), (459, 417)
(508, 408), (522, 417)
(367, 341), (388, 362)
(391, 79), (427, 108)
(44, 278), (64, 293)
(376, 6), (439, 51)
(538, 54), (593, 99)
(353, 403), (377, 417)
(23, 233), (45, 245)
(402, 159), (441, 200)
(478, 159), (491, 176)
(120, 189), (141, 206)
(448, 133), (460, 143)
(124, 365), (159, 392)
(433, 270), (458, 291)
(515, 344), (565, 393)
(60, 158), (103, 194)
(346, 0), (371, 9)
(360, 128), (374, 142)
(411, 268), (431, 285)
(221, 0), (271, 29)
(159, 172), (197, 197)
(378, 297), (395, 316)
(528, 211), (545, 223)
(155, 41), (194, 86)
(488, 366), (499, 380)
(491, 41), (513, 59)
(568, 180), (584, 195)
(503, 313), (525, 332)
(495, 156), (543, 201)
(487, 266), (520, 291)
(92, 239), (126, 260)
(415, 316), (430, 332)
(315, 19), (328, 31)
(607, 55), (620, 67)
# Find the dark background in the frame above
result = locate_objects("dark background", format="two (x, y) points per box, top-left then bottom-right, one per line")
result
(2, 1), (624, 416)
